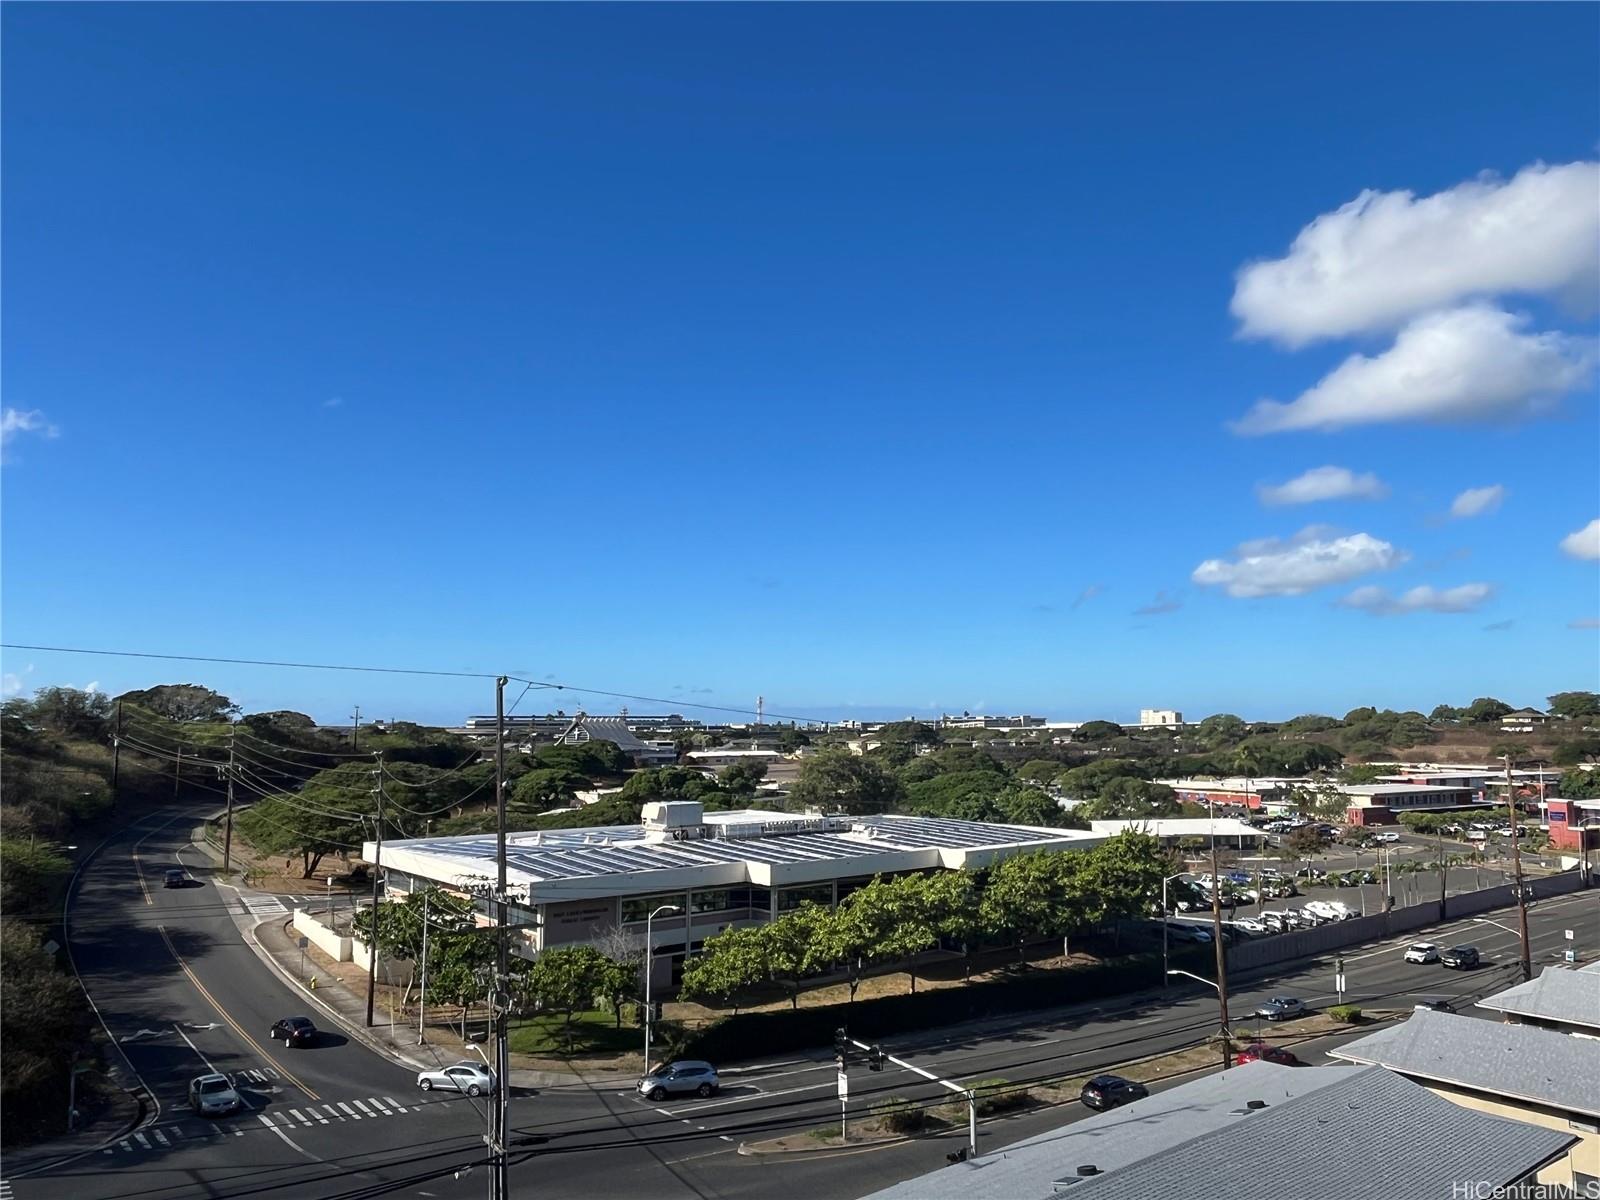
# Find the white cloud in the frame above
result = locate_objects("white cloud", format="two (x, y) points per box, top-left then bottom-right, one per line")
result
(1339, 582), (1494, 616)
(1, 408), (59, 446)
(1231, 160), (1600, 346)
(1257, 465), (1389, 506)
(83, 681), (101, 694)
(1, 664), (34, 697)
(1232, 306), (1595, 435)
(1560, 518), (1600, 561)
(1192, 528), (1406, 598)
(1449, 484), (1507, 519)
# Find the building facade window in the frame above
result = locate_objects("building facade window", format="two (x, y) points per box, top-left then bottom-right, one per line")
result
(621, 892), (688, 924)
(777, 884), (833, 912)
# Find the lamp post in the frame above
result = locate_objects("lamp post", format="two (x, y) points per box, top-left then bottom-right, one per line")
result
(1165, 969), (1230, 1071)
(1160, 872), (1188, 987)
(643, 904), (682, 1077)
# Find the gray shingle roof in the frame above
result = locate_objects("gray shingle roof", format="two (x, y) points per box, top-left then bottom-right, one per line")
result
(1064, 1066), (1573, 1200)
(858, 1064), (1575, 1200)
(1330, 1006), (1600, 1115)
(1476, 965), (1600, 1031)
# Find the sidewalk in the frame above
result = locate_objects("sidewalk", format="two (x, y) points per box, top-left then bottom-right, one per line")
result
(3, 1067), (145, 1178)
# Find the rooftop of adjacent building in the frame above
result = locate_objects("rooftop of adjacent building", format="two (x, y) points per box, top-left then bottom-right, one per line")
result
(1475, 964), (1600, 1031)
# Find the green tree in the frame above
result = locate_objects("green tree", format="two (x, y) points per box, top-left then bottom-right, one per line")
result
(116, 684), (239, 723)
(762, 904), (833, 1009)
(0, 839), (72, 917)
(1279, 826), (1326, 875)
(350, 887), (478, 1006)
(1560, 768), (1600, 800)
(718, 760), (768, 794)
(995, 785), (1062, 828)
(680, 926), (769, 1014)
(525, 946), (613, 1051)
(1553, 737), (1600, 766)
(979, 852), (1081, 961)
(1077, 832), (1168, 930)
(1464, 697), (1515, 724)
(788, 750), (903, 815)
(21, 687), (113, 739)
(511, 767), (587, 811)
(877, 721), (942, 749)
(1429, 704), (1463, 722)
(923, 871), (980, 979)
(1549, 692), (1600, 721)
(0, 921), (94, 1136)
(1073, 720), (1125, 743)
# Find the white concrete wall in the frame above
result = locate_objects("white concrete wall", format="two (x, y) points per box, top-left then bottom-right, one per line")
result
(293, 907), (352, 962)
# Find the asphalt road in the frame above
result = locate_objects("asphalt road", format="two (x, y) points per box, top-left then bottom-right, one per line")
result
(9, 809), (1597, 1200)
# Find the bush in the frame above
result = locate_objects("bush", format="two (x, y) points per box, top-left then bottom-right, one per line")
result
(1328, 1004), (1362, 1024)
(871, 1097), (929, 1133)
(969, 1077), (1031, 1116)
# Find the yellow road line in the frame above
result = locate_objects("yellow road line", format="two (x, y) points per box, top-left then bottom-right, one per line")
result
(132, 851), (153, 906)
(156, 923), (320, 1102)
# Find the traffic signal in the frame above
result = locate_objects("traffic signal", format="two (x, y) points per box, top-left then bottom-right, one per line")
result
(834, 1027), (849, 1059)
(868, 1045), (885, 1071)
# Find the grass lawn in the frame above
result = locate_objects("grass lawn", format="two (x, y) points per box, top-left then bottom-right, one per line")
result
(506, 1008), (639, 1057)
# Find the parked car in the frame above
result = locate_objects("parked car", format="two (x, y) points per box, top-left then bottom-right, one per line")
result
(189, 1073), (242, 1117)
(637, 1060), (720, 1100)
(1466, 830), (1489, 842)
(1440, 945), (1481, 970)
(1305, 900), (1354, 922)
(1255, 997), (1308, 1021)
(1404, 942), (1440, 964)
(1374, 831), (1401, 843)
(164, 868), (187, 888)
(269, 1016), (318, 1047)
(1164, 921), (1213, 944)
(1233, 918), (1268, 935)
(1079, 1074), (1148, 1111)
(1235, 1042), (1300, 1066)
(417, 1061), (497, 1096)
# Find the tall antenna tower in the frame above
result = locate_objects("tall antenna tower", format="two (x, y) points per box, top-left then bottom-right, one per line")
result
(756, 695), (764, 727)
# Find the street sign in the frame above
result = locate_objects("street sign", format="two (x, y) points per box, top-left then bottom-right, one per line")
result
(298, 936), (309, 949)
(1565, 929), (1574, 940)
(836, 1071), (849, 1100)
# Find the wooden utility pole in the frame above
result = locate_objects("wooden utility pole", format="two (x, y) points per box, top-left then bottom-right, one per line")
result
(1207, 796), (1231, 1072)
(110, 701), (123, 806)
(351, 705), (362, 753)
(174, 746), (184, 800)
(1502, 756), (1533, 982)
(366, 751), (385, 1027)
(223, 738), (236, 871)
(492, 677), (510, 1200)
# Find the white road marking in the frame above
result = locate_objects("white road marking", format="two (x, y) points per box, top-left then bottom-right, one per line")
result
(322, 1104), (344, 1121)
(133, 1133), (150, 1149)
(256, 1113), (312, 1157)
(352, 1100), (376, 1116)
(367, 1097), (392, 1114)
(289, 1109), (312, 1125)
(383, 1096), (407, 1112)
(337, 1102), (361, 1119)
(152, 1129), (170, 1146)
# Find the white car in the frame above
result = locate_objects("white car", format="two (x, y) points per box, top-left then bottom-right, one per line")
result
(1374, 831), (1401, 843)
(1405, 942), (1440, 964)
(1234, 918), (1268, 934)
(416, 1061), (497, 1097)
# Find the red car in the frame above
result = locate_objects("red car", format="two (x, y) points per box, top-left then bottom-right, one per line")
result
(1236, 1042), (1300, 1066)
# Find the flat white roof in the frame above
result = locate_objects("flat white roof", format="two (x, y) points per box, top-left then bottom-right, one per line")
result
(1342, 783), (1481, 796)
(366, 811), (1103, 904)
(1160, 777), (1310, 792)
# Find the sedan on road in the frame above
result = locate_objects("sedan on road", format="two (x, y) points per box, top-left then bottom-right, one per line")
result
(1236, 1043), (1301, 1066)
(1441, 945), (1481, 970)
(1079, 1074), (1148, 1111)
(189, 1073), (242, 1117)
(269, 1016), (319, 1047)
(1255, 997), (1308, 1021)
(164, 869), (187, 888)
(1404, 943), (1440, 964)
(417, 1061), (497, 1096)
(637, 1060), (720, 1100)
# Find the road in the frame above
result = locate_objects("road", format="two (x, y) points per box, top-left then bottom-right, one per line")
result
(8, 808), (1596, 1200)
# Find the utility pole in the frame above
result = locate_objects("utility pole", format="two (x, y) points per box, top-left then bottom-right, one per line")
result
(418, 888), (429, 1046)
(223, 737), (236, 871)
(491, 676), (509, 1200)
(351, 705), (362, 753)
(1502, 755), (1533, 982)
(110, 701), (122, 807)
(1206, 798), (1231, 1071)
(174, 746), (184, 800)
(366, 751), (385, 1027)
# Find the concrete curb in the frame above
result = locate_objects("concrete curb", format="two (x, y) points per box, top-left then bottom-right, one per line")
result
(8, 1083), (149, 1179)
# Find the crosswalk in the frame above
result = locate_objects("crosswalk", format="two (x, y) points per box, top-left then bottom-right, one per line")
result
(100, 1097), (419, 1155)
(1, 1176), (14, 1200)
(240, 894), (289, 918)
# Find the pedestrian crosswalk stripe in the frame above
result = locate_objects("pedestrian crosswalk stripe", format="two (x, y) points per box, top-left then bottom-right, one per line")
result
(367, 1097), (392, 1114)
(321, 1104), (342, 1120)
(134, 1132), (150, 1149)
(383, 1096), (406, 1112)
(337, 1102), (361, 1119)
(152, 1129), (170, 1146)
(352, 1100), (376, 1116)
(289, 1108), (311, 1125)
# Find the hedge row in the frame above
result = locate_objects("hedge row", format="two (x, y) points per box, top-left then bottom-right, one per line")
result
(681, 944), (1214, 1063)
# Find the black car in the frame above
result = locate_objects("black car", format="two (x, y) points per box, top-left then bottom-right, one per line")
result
(1440, 945), (1480, 970)
(1079, 1074), (1148, 1111)
(270, 1016), (318, 1047)
(163, 869), (186, 888)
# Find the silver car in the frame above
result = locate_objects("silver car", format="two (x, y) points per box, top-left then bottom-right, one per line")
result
(189, 1073), (242, 1117)
(637, 1060), (719, 1101)
(416, 1061), (496, 1097)
(1255, 996), (1308, 1021)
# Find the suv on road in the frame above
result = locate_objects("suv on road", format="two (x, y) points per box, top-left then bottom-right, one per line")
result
(1440, 945), (1481, 970)
(270, 1016), (318, 1047)
(637, 1060), (720, 1101)
(1079, 1074), (1148, 1111)
(1404, 943), (1440, 964)
(1374, 831), (1401, 842)
(164, 869), (187, 888)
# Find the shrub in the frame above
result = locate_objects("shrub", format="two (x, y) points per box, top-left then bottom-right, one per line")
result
(969, 1077), (1031, 1116)
(871, 1097), (929, 1134)
(1328, 1004), (1362, 1024)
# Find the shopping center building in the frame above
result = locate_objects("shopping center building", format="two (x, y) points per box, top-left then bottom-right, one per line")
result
(362, 802), (1103, 985)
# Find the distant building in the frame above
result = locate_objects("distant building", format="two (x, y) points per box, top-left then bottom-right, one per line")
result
(1502, 708), (1553, 734)
(1545, 797), (1600, 853)
(1160, 776), (1307, 811)
(940, 714), (1047, 730)
(1475, 963), (1600, 1037)
(552, 713), (677, 766)
(1340, 782), (1492, 826)
(1137, 708), (1185, 728)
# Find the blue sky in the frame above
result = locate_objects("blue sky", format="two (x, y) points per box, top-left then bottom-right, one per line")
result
(3, 4), (1597, 726)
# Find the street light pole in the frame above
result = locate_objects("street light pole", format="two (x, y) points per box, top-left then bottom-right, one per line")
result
(643, 904), (682, 1076)
(1160, 872), (1186, 987)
